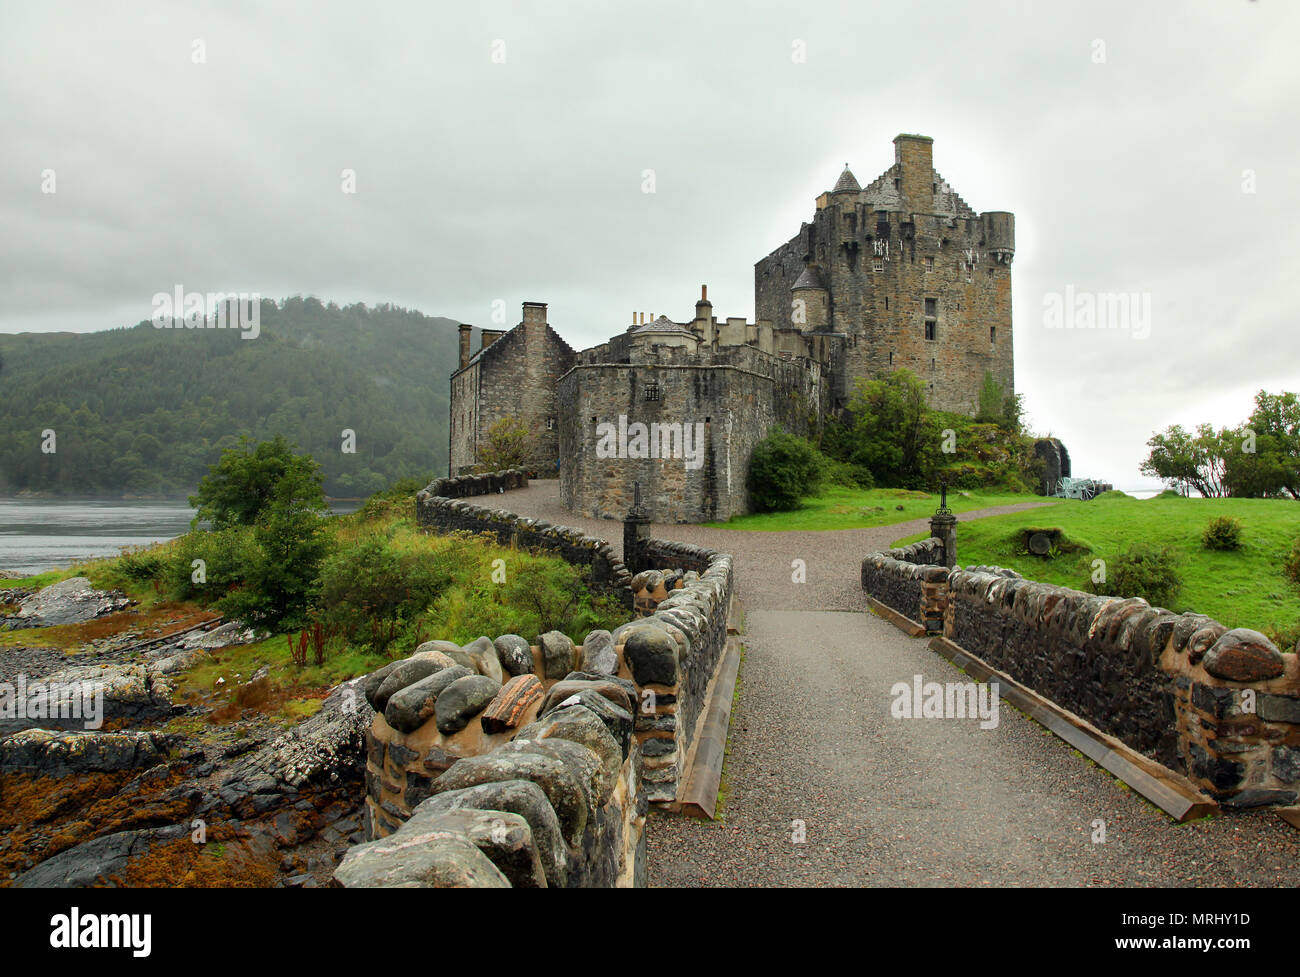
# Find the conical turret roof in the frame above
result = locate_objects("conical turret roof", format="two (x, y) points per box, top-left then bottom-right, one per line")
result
(832, 165), (861, 193)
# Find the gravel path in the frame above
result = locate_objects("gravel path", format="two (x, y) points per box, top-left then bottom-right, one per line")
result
(482, 482), (1300, 887)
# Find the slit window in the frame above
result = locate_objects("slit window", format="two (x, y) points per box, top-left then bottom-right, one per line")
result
(924, 298), (937, 341)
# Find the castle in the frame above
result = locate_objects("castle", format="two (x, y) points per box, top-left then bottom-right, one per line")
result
(449, 134), (1015, 523)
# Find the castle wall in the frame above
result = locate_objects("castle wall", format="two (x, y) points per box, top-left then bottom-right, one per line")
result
(557, 356), (816, 524)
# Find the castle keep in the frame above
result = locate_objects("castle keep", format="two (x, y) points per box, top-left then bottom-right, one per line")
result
(449, 134), (1015, 523)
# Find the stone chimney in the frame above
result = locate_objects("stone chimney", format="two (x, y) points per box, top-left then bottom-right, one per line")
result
(893, 133), (934, 214)
(458, 323), (472, 370)
(522, 301), (547, 332)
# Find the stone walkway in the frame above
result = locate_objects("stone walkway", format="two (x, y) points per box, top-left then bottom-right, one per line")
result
(482, 482), (1300, 887)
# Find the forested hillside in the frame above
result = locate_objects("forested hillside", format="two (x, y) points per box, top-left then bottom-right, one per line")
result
(0, 297), (466, 497)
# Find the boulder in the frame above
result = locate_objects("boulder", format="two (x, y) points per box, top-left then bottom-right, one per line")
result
(414, 780), (567, 887)
(622, 626), (678, 686)
(434, 675), (501, 735)
(1202, 629), (1285, 682)
(480, 674), (544, 733)
(333, 831), (509, 888)
(431, 751), (588, 847)
(494, 635), (534, 677)
(372, 657), (447, 712)
(580, 629), (618, 675)
(402, 807), (545, 888)
(383, 665), (473, 734)
(517, 704), (623, 793)
(537, 631), (577, 679)
(540, 688), (634, 759)
(0, 728), (175, 777)
(462, 635), (504, 684)
(8, 577), (132, 629)
(539, 678), (633, 717)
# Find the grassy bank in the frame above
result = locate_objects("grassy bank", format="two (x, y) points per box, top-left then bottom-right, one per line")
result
(0, 499), (628, 723)
(704, 486), (1054, 532)
(894, 491), (1300, 634)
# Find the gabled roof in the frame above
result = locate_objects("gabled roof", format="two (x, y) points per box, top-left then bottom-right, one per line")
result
(632, 315), (695, 337)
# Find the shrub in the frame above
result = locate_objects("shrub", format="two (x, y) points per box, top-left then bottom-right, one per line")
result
(317, 532), (453, 653)
(1201, 516), (1243, 551)
(1095, 543), (1183, 608)
(116, 546), (169, 583)
(747, 430), (824, 511)
(1285, 539), (1300, 589)
(164, 527), (261, 602)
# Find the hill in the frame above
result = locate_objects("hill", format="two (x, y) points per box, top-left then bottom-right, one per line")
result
(0, 297), (468, 498)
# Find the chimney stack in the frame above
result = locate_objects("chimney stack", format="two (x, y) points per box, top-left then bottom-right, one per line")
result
(458, 323), (472, 370)
(893, 133), (934, 213)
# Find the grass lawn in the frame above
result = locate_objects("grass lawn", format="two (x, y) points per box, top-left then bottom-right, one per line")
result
(703, 485), (1056, 532)
(894, 491), (1300, 634)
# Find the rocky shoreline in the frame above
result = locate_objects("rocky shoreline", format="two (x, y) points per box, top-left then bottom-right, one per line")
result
(0, 578), (372, 887)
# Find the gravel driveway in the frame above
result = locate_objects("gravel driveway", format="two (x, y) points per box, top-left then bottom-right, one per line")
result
(481, 482), (1300, 887)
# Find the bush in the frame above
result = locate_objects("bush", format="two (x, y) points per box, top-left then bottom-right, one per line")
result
(318, 532), (454, 653)
(1285, 539), (1300, 589)
(1095, 543), (1183, 608)
(1202, 516), (1243, 551)
(164, 527), (261, 602)
(747, 430), (824, 511)
(117, 546), (169, 583)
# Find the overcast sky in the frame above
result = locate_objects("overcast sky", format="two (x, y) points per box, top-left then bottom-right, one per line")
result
(3, 0), (1297, 489)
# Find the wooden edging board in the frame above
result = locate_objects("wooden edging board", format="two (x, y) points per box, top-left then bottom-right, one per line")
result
(677, 615), (743, 820)
(865, 595), (927, 637)
(927, 635), (1218, 824)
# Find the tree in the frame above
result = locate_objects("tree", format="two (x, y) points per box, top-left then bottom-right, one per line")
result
(478, 415), (540, 471)
(1226, 391), (1300, 499)
(843, 369), (940, 489)
(1140, 423), (1233, 498)
(190, 434), (325, 528)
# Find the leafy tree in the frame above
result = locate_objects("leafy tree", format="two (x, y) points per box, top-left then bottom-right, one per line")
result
(1140, 423), (1233, 498)
(843, 369), (940, 489)
(478, 415), (539, 471)
(219, 498), (332, 630)
(1226, 391), (1300, 499)
(747, 430), (824, 511)
(190, 435), (325, 528)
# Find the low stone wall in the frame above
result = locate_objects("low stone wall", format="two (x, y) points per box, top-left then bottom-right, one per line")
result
(333, 484), (738, 886)
(416, 485), (630, 603)
(860, 538), (948, 632)
(861, 551), (1300, 807)
(422, 468), (529, 499)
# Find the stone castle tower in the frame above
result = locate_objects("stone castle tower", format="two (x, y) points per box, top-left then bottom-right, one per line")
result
(448, 134), (1015, 521)
(755, 134), (1014, 414)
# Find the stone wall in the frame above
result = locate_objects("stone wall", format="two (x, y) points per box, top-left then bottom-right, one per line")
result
(416, 473), (631, 603)
(556, 354), (818, 523)
(861, 553), (1300, 807)
(860, 538), (948, 632)
(342, 481), (737, 886)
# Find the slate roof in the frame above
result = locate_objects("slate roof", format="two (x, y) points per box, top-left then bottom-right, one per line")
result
(832, 166), (861, 193)
(791, 265), (828, 290)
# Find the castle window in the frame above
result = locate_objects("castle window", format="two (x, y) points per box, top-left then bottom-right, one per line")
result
(546, 417), (556, 431)
(990, 326), (996, 344)
(923, 257), (934, 273)
(644, 380), (660, 402)
(889, 351), (893, 366)
(872, 256), (884, 273)
(924, 298), (937, 341)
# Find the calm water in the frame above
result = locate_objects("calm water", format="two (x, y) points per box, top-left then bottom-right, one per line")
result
(0, 499), (362, 576)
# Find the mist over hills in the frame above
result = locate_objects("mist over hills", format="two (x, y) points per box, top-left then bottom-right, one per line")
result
(0, 297), (468, 498)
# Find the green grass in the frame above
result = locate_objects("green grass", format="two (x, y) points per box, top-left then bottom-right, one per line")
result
(704, 485), (1054, 532)
(894, 491), (1300, 633)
